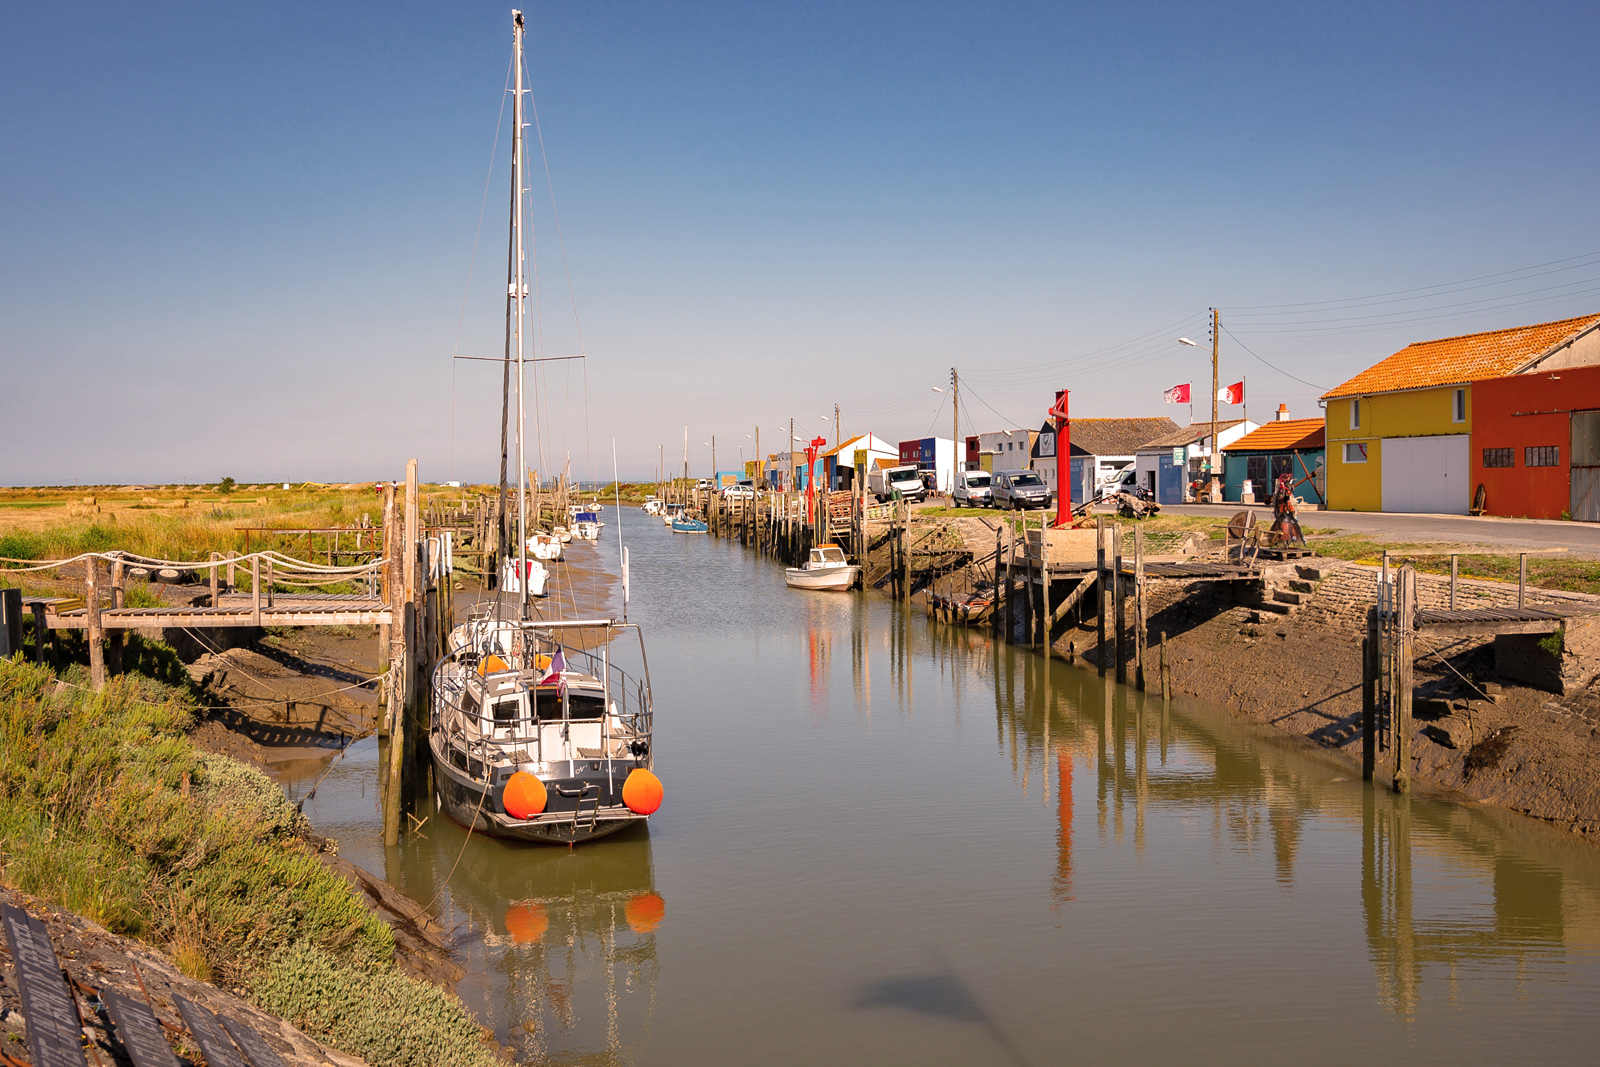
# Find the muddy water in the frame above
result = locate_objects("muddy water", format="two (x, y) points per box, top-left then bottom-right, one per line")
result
(280, 510), (1600, 1065)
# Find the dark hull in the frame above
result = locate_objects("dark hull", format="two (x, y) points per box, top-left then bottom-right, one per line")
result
(430, 737), (649, 845)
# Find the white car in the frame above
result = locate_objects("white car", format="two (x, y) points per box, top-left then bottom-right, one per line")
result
(721, 483), (757, 500)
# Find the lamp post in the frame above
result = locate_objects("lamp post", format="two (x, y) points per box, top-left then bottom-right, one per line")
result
(1179, 311), (1221, 501)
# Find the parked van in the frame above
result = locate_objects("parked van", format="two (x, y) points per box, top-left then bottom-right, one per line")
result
(992, 469), (1050, 510)
(869, 464), (924, 502)
(953, 469), (992, 507)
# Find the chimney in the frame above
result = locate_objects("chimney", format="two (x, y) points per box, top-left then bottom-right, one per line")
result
(1276, 403), (1290, 422)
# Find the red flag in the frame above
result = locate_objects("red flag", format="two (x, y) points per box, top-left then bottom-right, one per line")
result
(1163, 383), (1190, 404)
(1219, 381), (1244, 405)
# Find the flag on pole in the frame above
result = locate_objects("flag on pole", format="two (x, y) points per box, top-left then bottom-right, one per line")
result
(1218, 381), (1244, 405)
(539, 648), (566, 685)
(1163, 383), (1191, 404)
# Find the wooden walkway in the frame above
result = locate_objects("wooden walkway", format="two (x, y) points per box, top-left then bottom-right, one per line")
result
(1032, 559), (1261, 583)
(1411, 604), (1598, 638)
(41, 591), (391, 630)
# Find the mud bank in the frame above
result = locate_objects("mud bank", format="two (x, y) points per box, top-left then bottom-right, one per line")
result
(1046, 556), (1600, 836)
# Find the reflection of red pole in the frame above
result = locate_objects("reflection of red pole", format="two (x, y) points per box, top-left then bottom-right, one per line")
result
(1053, 743), (1074, 903)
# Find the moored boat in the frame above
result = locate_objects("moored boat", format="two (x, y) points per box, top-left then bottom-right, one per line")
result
(784, 544), (858, 590)
(670, 516), (708, 533)
(528, 531), (563, 561)
(431, 613), (660, 844)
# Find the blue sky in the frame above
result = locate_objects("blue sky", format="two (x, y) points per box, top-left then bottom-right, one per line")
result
(3, 1), (1598, 484)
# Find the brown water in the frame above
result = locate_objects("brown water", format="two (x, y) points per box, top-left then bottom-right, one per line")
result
(278, 510), (1600, 1065)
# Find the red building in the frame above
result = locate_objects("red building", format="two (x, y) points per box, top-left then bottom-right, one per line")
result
(1472, 363), (1600, 520)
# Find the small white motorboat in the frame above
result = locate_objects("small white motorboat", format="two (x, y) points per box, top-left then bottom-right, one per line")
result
(527, 531), (564, 561)
(785, 544), (858, 591)
(643, 497), (664, 516)
(554, 525), (573, 544)
(573, 508), (604, 541)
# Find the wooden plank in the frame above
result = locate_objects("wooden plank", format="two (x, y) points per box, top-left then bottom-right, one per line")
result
(102, 988), (181, 1067)
(1416, 619), (1561, 638)
(1, 903), (88, 1067)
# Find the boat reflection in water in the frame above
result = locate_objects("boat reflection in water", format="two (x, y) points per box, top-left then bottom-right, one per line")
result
(426, 821), (662, 1064)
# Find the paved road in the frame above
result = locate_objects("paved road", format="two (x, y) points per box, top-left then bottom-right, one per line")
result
(1159, 503), (1600, 558)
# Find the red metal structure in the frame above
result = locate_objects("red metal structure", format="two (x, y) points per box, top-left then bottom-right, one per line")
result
(1049, 390), (1071, 527)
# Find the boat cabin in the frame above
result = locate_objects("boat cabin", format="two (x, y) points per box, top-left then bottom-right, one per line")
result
(809, 546), (848, 567)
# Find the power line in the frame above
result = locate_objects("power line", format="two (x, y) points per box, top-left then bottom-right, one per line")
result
(1218, 326), (1328, 392)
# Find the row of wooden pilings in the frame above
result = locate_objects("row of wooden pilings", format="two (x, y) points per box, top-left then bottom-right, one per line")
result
(379, 459), (457, 845)
(988, 516), (1174, 700)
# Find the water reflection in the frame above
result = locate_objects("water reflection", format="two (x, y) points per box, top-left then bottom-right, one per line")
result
(973, 629), (1600, 1024)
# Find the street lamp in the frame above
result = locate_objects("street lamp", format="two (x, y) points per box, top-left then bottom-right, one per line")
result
(1177, 313), (1221, 501)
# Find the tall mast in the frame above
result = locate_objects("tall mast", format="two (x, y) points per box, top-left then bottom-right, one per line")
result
(513, 10), (529, 618)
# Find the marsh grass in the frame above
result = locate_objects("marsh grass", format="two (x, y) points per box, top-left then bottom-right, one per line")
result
(0, 657), (495, 1066)
(1300, 532), (1600, 596)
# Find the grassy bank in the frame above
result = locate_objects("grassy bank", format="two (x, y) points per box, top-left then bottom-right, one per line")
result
(0, 655), (497, 1067)
(1300, 531), (1600, 596)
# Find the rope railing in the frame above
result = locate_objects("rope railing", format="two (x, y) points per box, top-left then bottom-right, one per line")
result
(0, 548), (387, 577)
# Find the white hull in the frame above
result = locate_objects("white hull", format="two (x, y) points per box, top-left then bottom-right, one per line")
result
(500, 557), (549, 597)
(527, 534), (563, 561)
(784, 565), (858, 590)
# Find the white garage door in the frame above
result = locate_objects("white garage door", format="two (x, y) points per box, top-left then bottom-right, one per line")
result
(1381, 434), (1470, 514)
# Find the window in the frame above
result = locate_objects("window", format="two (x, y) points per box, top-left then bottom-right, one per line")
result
(1482, 448), (1514, 468)
(1453, 388), (1466, 423)
(1343, 442), (1367, 464)
(1526, 445), (1560, 467)
(1350, 398), (1361, 430)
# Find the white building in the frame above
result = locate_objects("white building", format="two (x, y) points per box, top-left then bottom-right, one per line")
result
(1133, 419), (1258, 504)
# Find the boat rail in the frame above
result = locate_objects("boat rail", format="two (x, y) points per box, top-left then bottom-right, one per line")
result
(431, 617), (653, 771)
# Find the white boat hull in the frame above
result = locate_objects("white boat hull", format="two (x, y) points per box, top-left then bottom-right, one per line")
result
(500, 557), (549, 597)
(784, 565), (858, 590)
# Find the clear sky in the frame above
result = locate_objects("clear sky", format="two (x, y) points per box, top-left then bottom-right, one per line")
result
(4, 1), (1599, 485)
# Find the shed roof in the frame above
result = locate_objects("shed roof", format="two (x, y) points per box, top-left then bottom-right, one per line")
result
(1136, 420), (1247, 450)
(1321, 312), (1600, 400)
(1067, 417), (1180, 456)
(1223, 418), (1325, 453)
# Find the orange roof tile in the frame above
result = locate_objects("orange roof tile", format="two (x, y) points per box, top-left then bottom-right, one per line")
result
(1321, 312), (1600, 399)
(1223, 418), (1325, 452)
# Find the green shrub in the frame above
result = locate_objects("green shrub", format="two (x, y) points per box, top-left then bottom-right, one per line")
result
(0, 532), (43, 561)
(252, 943), (498, 1067)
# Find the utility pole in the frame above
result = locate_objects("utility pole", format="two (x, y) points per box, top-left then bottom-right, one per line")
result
(1210, 307), (1220, 501)
(682, 425), (688, 497)
(952, 367), (960, 474)
(789, 416), (795, 491)
(754, 426), (760, 488)
(834, 404), (840, 449)
(711, 435), (716, 484)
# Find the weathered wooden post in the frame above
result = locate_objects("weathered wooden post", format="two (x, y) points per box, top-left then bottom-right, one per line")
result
(1113, 524), (1126, 684)
(1095, 518), (1107, 676)
(251, 556), (262, 626)
(1518, 552), (1527, 609)
(0, 588), (20, 661)
(378, 483), (396, 705)
(901, 503), (912, 607)
(1449, 554), (1458, 611)
(106, 556), (125, 677)
(86, 559), (105, 690)
(992, 523), (1003, 637)
(1039, 532), (1052, 652)
(1159, 630), (1171, 700)
(209, 552), (220, 606)
(30, 601), (48, 666)
(1394, 568), (1414, 794)
(1134, 526), (1146, 690)
(1362, 609), (1378, 782)
(384, 459), (419, 846)
(265, 558), (275, 608)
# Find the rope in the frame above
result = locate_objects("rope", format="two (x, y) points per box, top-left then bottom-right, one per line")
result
(0, 548), (385, 576)
(422, 772), (492, 913)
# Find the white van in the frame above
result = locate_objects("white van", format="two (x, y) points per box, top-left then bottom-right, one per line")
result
(869, 464), (924, 502)
(953, 469), (992, 507)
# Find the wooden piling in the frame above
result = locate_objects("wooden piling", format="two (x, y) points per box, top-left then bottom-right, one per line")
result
(1449, 554), (1458, 611)
(251, 556), (262, 626)
(86, 560), (105, 691)
(1039, 534), (1052, 652)
(1518, 552), (1526, 609)
(30, 601), (48, 666)
(1362, 610), (1377, 782)
(1159, 630), (1171, 700)
(1133, 527), (1145, 690)
(992, 523), (1003, 637)
(107, 556), (124, 677)
(1095, 518), (1107, 676)
(1394, 568), (1414, 794)
(1113, 524), (1126, 685)
(209, 552), (220, 606)
(0, 588), (20, 661)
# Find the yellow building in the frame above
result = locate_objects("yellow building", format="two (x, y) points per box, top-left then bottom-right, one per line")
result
(1322, 313), (1600, 513)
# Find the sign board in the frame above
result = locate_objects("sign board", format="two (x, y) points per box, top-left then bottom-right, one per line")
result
(1039, 432), (1055, 458)
(103, 989), (181, 1067)
(744, 460), (760, 480)
(220, 1015), (290, 1067)
(1, 904), (88, 1067)
(175, 995), (248, 1067)
(1171, 447), (1184, 465)
(853, 450), (867, 470)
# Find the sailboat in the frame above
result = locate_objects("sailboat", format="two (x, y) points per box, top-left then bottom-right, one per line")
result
(429, 10), (660, 844)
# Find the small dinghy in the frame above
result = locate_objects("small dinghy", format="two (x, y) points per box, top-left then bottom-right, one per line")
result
(670, 517), (708, 533)
(528, 532), (563, 561)
(785, 544), (858, 591)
